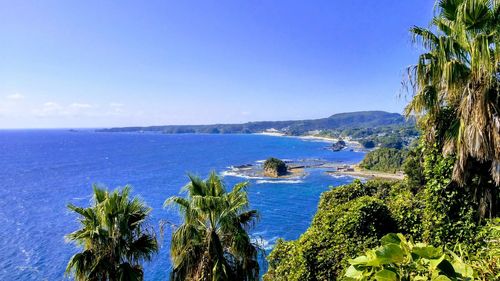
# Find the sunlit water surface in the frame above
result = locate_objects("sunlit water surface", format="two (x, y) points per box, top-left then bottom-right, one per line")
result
(0, 130), (364, 280)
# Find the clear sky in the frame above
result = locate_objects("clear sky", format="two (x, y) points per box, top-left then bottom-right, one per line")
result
(0, 0), (435, 128)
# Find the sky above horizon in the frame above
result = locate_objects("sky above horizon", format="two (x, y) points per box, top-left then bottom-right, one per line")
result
(0, 0), (435, 128)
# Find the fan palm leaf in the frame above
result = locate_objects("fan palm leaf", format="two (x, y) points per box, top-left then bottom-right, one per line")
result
(165, 172), (260, 281)
(65, 184), (158, 281)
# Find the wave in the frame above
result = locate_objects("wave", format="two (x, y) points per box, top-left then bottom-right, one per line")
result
(256, 179), (303, 184)
(220, 171), (265, 180)
(255, 158), (293, 163)
(251, 236), (279, 251)
(328, 174), (349, 179)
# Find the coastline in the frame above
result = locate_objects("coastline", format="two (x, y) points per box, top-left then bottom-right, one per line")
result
(327, 168), (404, 180)
(252, 132), (405, 181)
(254, 132), (364, 150)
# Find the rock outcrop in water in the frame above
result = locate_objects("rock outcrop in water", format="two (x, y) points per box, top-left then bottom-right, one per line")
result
(331, 140), (346, 151)
(263, 158), (288, 177)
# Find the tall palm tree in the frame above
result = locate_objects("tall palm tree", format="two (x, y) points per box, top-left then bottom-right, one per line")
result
(165, 172), (260, 281)
(405, 0), (499, 216)
(66, 185), (158, 281)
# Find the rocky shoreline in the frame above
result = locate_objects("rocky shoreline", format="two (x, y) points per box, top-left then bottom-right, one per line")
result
(327, 166), (404, 180)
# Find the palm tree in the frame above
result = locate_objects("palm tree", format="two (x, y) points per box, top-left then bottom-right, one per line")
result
(405, 0), (499, 217)
(165, 172), (260, 281)
(65, 185), (158, 281)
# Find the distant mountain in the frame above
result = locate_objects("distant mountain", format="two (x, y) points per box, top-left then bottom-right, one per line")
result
(98, 111), (412, 135)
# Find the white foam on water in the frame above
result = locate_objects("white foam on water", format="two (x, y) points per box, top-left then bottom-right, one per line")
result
(220, 170), (265, 180)
(329, 174), (349, 179)
(251, 236), (279, 251)
(256, 179), (303, 184)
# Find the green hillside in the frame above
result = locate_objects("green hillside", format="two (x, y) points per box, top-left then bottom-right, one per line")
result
(98, 111), (412, 135)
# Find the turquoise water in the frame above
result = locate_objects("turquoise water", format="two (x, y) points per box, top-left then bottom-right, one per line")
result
(0, 130), (364, 280)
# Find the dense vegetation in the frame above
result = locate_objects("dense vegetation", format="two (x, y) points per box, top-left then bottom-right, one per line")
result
(344, 233), (475, 280)
(265, 143), (499, 279)
(66, 0), (500, 279)
(65, 185), (158, 281)
(266, 0), (500, 280)
(264, 180), (399, 280)
(165, 173), (260, 281)
(359, 148), (408, 173)
(263, 157), (288, 177)
(318, 125), (418, 149)
(99, 111), (412, 136)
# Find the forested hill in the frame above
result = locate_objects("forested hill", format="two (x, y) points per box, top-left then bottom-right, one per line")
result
(98, 111), (412, 135)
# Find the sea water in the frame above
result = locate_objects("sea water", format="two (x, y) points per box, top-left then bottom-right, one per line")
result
(0, 130), (364, 280)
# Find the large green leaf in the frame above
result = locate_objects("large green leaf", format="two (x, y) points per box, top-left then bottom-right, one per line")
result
(436, 260), (456, 278)
(374, 269), (398, 281)
(344, 265), (364, 279)
(412, 245), (443, 259)
(349, 255), (370, 265)
(448, 251), (474, 278)
(380, 233), (402, 246)
(428, 254), (446, 270)
(432, 275), (452, 281)
(375, 244), (405, 264)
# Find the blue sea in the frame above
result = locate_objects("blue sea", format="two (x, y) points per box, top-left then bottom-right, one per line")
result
(0, 130), (364, 280)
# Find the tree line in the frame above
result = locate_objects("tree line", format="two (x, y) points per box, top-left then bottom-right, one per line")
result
(65, 0), (499, 280)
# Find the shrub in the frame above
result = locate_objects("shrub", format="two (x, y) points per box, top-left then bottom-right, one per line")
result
(359, 148), (408, 173)
(360, 139), (376, 149)
(465, 219), (500, 280)
(420, 144), (481, 250)
(386, 181), (424, 240)
(264, 181), (397, 280)
(344, 233), (475, 280)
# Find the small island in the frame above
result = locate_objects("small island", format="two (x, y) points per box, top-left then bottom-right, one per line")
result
(263, 157), (288, 177)
(331, 139), (346, 151)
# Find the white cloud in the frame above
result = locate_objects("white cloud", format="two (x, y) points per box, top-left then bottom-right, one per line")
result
(109, 102), (124, 108)
(36, 102), (64, 116)
(70, 102), (92, 109)
(6, 93), (25, 100)
(43, 102), (61, 109)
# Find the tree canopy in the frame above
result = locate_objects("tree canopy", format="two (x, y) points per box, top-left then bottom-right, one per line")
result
(65, 185), (158, 281)
(165, 172), (260, 281)
(405, 0), (500, 186)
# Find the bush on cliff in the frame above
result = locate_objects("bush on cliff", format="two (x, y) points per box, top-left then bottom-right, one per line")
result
(264, 180), (397, 280)
(359, 147), (408, 173)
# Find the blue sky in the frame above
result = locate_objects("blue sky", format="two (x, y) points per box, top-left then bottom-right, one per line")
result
(0, 0), (434, 128)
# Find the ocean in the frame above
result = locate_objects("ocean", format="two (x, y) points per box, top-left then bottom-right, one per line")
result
(0, 130), (365, 280)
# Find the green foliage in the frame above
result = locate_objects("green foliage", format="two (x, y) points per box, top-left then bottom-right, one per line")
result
(100, 111), (413, 137)
(165, 172), (260, 281)
(406, 0), (500, 187)
(265, 0), (500, 279)
(65, 185), (158, 281)
(265, 239), (309, 281)
(344, 233), (475, 281)
(360, 148), (408, 173)
(467, 218), (500, 280)
(420, 142), (481, 250)
(335, 125), (417, 149)
(360, 139), (376, 149)
(402, 141), (425, 187)
(386, 182), (424, 240)
(265, 135), (494, 279)
(264, 180), (398, 281)
(263, 157), (287, 176)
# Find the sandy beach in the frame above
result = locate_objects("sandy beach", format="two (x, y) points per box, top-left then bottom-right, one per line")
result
(254, 132), (364, 150)
(327, 168), (404, 180)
